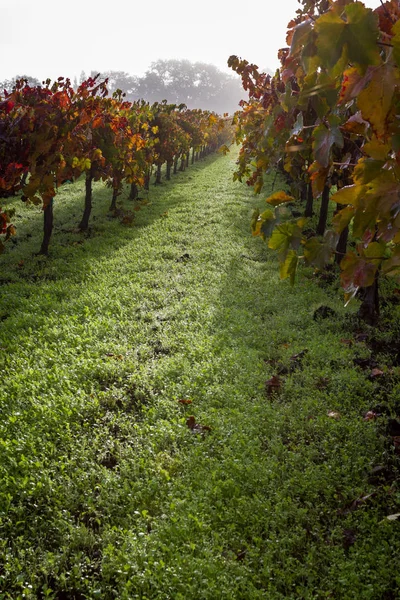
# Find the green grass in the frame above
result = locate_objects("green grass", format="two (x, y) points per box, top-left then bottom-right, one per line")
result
(0, 153), (400, 599)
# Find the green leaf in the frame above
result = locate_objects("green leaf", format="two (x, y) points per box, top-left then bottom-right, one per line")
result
(268, 226), (291, 256)
(252, 208), (276, 240)
(344, 3), (381, 70)
(332, 206), (355, 233)
(291, 112), (304, 137)
(315, 8), (346, 69)
(382, 251), (400, 276)
(254, 177), (263, 194)
(290, 19), (313, 57)
(315, 3), (380, 73)
(363, 241), (386, 262)
(268, 222), (302, 260)
(303, 236), (335, 270)
(280, 250), (298, 285)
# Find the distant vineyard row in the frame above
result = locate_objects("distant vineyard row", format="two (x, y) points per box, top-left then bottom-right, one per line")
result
(0, 76), (231, 253)
(229, 0), (400, 322)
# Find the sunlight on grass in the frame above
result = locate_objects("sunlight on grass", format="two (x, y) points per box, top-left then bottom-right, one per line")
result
(0, 152), (399, 599)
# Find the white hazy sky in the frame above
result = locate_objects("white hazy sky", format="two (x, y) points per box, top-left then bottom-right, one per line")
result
(1, 0), (379, 83)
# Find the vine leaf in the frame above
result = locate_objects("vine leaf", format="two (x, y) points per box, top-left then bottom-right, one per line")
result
(266, 191), (295, 207)
(357, 64), (395, 138)
(315, 3), (381, 73)
(303, 234), (336, 269)
(309, 161), (329, 198)
(312, 117), (343, 168)
(332, 206), (355, 234)
(268, 222), (302, 260)
(331, 184), (366, 207)
(392, 20), (400, 69)
(280, 249), (298, 285)
(289, 19), (313, 57)
(340, 252), (379, 289)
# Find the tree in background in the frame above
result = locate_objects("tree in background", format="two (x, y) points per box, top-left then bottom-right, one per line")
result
(93, 60), (244, 114)
(0, 75), (41, 92)
(1, 61), (246, 115)
(90, 70), (138, 99)
(133, 59), (244, 114)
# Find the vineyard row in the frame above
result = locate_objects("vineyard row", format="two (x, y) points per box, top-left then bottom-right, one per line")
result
(0, 75), (231, 254)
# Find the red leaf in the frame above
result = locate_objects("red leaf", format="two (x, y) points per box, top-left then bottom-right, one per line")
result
(266, 375), (282, 397)
(186, 415), (196, 430)
(0, 100), (15, 114)
(186, 416), (211, 434)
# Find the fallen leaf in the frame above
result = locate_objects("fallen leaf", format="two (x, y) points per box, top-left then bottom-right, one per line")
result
(178, 399), (193, 405)
(386, 513), (400, 521)
(370, 368), (384, 378)
(289, 349), (308, 371)
(186, 416), (211, 434)
(290, 349), (308, 362)
(105, 353), (124, 360)
(363, 410), (378, 421)
(328, 411), (341, 420)
(121, 214), (135, 224)
(266, 375), (282, 397)
(339, 492), (376, 515)
(186, 415), (196, 430)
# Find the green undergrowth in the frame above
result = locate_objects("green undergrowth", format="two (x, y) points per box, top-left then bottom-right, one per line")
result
(0, 152), (400, 599)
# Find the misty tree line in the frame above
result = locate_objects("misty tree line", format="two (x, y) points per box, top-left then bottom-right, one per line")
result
(1, 60), (250, 115)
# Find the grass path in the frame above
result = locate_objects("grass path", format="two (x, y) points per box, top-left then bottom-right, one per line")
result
(0, 152), (399, 599)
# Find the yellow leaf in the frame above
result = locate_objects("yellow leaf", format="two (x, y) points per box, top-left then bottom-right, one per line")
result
(331, 184), (366, 206)
(266, 191), (295, 207)
(363, 137), (390, 161)
(357, 64), (395, 138)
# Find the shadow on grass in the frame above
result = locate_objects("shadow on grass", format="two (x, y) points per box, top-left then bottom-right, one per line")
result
(0, 153), (220, 289)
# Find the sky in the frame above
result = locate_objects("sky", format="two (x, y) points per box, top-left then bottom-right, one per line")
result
(1, 0), (380, 83)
